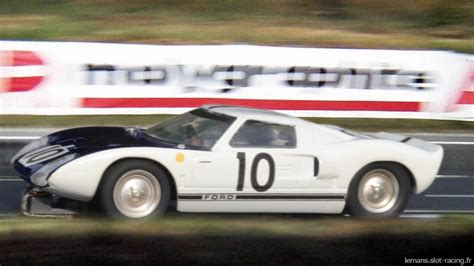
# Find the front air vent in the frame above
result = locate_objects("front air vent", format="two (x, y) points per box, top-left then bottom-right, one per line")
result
(314, 157), (319, 177)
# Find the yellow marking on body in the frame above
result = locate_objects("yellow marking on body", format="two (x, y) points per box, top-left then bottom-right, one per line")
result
(176, 153), (185, 163)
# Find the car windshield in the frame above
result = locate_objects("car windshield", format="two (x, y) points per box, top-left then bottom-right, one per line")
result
(145, 109), (235, 150)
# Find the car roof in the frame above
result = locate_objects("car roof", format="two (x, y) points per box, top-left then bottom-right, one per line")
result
(202, 105), (306, 126)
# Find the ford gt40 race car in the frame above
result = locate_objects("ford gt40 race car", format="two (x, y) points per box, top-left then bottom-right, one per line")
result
(12, 105), (443, 219)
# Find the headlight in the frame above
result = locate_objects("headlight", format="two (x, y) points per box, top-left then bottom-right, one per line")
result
(11, 136), (48, 164)
(30, 154), (76, 187)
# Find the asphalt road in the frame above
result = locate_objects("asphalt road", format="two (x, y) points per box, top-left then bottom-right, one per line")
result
(0, 129), (472, 215)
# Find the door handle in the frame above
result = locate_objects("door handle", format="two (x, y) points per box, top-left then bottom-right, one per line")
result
(194, 157), (212, 164)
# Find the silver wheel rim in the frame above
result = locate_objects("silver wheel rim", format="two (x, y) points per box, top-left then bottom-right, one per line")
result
(357, 169), (399, 213)
(113, 169), (161, 218)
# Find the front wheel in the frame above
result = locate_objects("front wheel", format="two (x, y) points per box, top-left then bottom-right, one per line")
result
(347, 163), (411, 218)
(99, 160), (171, 219)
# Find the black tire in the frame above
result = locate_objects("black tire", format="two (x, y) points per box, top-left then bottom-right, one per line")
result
(346, 162), (411, 218)
(98, 159), (171, 219)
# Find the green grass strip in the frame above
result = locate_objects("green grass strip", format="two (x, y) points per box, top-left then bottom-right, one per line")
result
(0, 115), (472, 133)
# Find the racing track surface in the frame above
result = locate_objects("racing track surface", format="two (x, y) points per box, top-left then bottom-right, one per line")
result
(0, 129), (472, 216)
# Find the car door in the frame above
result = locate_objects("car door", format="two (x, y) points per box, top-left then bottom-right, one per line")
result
(182, 119), (301, 193)
(226, 119), (302, 193)
(177, 116), (344, 213)
(177, 118), (344, 213)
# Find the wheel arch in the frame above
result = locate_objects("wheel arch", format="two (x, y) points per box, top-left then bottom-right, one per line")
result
(98, 157), (178, 202)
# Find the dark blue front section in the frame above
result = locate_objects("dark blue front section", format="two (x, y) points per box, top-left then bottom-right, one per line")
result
(47, 126), (172, 153)
(12, 126), (176, 183)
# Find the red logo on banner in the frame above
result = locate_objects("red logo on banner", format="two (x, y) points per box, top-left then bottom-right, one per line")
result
(0, 51), (46, 92)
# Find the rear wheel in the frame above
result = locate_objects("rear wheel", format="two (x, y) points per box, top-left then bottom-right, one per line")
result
(99, 160), (170, 219)
(347, 163), (411, 218)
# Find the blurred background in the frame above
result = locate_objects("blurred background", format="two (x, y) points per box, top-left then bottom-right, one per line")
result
(0, 2), (473, 264)
(1, 0), (473, 52)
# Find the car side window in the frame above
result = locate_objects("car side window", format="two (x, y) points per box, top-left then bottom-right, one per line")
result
(230, 120), (296, 148)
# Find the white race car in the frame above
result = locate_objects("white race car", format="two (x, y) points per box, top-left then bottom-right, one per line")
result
(12, 105), (443, 219)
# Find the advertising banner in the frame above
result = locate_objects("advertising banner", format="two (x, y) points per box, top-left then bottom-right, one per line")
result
(0, 41), (472, 119)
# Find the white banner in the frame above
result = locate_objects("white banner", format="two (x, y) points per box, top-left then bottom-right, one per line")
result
(0, 41), (472, 119)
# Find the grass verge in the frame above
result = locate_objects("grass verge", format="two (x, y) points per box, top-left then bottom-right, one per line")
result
(0, 0), (473, 53)
(0, 214), (472, 264)
(0, 115), (473, 133)
(1, 214), (473, 238)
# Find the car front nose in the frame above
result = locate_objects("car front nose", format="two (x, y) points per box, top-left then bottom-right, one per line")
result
(12, 143), (78, 186)
(29, 154), (77, 187)
(11, 136), (48, 164)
